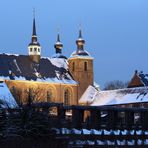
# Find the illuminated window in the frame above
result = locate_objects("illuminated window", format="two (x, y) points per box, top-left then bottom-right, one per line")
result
(84, 62), (87, 71)
(64, 89), (70, 105)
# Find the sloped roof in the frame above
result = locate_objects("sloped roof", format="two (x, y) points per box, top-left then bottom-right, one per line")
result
(128, 70), (148, 88)
(0, 53), (76, 84)
(79, 85), (148, 106)
(138, 72), (148, 86)
(0, 81), (18, 108)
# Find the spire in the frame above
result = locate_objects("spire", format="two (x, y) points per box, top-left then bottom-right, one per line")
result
(32, 18), (37, 36)
(57, 33), (60, 42)
(31, 9), (38, 43)
(76, 28), (85, 50)
(79, 29), (82, 38)
(54, 32), (63, 54)
(28, 10), (41, 63)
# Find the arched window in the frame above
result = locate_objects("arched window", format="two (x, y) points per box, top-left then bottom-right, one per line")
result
(84, 62), (87, 71)
(64, 89), (70, 105)
(47, 89), (53, 102)
(72, 62), (75, 71)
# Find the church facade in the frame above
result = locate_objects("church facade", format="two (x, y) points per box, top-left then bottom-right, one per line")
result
(0, 18), (94, 105)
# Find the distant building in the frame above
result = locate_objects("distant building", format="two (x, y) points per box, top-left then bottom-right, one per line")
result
(128, 70), (148, 88)
(80, 70), (148, 107)
(0, 17), (95, 105)
(79, 85), (148, 107)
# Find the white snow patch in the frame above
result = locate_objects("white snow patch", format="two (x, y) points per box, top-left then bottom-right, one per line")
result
(0, 81), (18, 108)
(71, 128), (81, 134)
(90, 129), (102, 135)
(13, 59), (21, 73)
(50, 58), (68, 69)
(0, 76), (77, 85)
(79, 85), (98, 104)
(79, 85), (148, 106)
(81, 129), (91, 135)
(1, 53), (19, 56)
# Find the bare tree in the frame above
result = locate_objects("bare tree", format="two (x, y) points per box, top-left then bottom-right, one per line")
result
(104, 80), (128, 90)
(25, 86), (47, 105)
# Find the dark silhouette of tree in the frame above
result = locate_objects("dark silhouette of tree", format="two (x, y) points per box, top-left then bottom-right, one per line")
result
(104, 80), (128, 90)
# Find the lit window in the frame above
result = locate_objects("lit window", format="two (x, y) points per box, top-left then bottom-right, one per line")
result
(84, 62), (87, 71)
(64, 89), (70, 106)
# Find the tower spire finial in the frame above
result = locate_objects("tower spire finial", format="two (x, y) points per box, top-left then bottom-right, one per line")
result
(76, 24), (85, 50)
(32, 8), (36, 36)
(54, 28), (63, 54)
(57, 27), (60, 42)
(79, 24), (82, 38)
(33, 8), (35, 19)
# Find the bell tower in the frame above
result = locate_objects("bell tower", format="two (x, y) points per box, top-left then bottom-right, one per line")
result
(28, 15), (41, 63)
(68, 29), (94, 99)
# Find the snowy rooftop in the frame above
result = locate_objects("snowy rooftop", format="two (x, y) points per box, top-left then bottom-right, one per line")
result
(0, 53), (76, 84)
(70, 49), (93, 59)
(79, 85), (148, 106)
(0, 81), (18, 108)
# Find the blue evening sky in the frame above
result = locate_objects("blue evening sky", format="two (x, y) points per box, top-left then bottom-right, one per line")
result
(0, 0), (148, 88)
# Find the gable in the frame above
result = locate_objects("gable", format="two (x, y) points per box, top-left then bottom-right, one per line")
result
(128, 71), (148, 88)
(128, 73), (144, 88)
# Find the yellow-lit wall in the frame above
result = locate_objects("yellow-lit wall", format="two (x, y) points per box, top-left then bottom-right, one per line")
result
(5, 80), (78, 105)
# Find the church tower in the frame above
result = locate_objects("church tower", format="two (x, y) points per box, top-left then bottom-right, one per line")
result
(68, 29), (94, 99)
(28, 17), (41, 63)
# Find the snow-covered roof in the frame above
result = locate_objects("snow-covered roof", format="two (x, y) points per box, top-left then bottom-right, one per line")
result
(69, 49), (93, 59)
(51, 53), (67, 59)
(0, 53), (76, 84)
(79, 85), (148, 106)
(0, 81), (18, 108)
